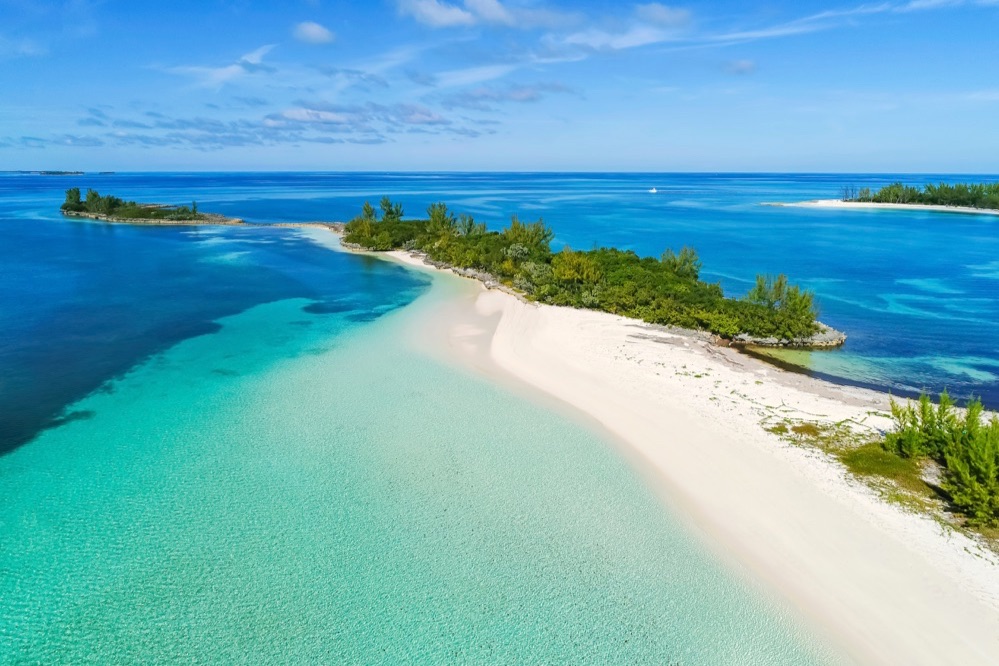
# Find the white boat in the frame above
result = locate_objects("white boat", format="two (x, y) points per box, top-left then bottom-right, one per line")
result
(648, 187), (658, 194)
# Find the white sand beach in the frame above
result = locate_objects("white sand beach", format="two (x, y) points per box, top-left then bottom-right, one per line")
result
(771, 199), (999, 216)
(386, 248), (999, 666)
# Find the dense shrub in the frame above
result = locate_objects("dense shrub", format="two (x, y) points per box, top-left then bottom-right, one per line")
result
(61, 188), (203, 220)
(883, 392), (999, 526)
(343, 199), (820, 341)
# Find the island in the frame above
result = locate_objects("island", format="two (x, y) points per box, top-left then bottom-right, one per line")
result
(60, 187), (242, 225)
(769, 181), (999, 215)
(342, 197), (845, 348)
(58, 187), (346, 232)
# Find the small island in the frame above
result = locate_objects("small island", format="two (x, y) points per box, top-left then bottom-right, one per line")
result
(843, 181), (999, 208)
(342, 197), (844, 348)
(771, 181), (999, 215)
(60, 187), (243, 225)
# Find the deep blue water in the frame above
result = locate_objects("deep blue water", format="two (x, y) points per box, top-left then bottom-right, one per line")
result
(2, 171), (998, 453)
(0, 174), (429, 453)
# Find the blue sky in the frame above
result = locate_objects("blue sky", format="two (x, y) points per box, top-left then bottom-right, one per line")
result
(2, 0), (997, 171)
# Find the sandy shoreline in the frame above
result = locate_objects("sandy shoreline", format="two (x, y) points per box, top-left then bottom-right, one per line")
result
(376, 246), (999, 666)
(769, 199), (999, 216)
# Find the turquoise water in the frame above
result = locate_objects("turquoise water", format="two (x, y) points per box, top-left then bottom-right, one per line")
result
(0, 274), (838, 663)
(6, 171), (999, 414)
(7, 170), (996, 662)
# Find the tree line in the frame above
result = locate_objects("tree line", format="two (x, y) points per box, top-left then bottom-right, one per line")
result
(842, 181), (999, 209)
(344, 197), (820, 341)
(61, 188), (203, 221)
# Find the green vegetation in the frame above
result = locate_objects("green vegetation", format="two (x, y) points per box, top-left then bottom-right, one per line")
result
(344, 198), (821, 341)
(61, 187), (204, 221)
(842, 181), (999, 209)
(884, 392), (999, 527)
(766, 416), (942, 515)
(765, 394), (999, 546)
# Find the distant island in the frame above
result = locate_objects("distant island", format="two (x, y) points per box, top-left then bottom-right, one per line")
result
(842, 181), (999, 209)
(6, 170), (84, 176)
(60, 187), (242, 225)
(770, 181), (999, 216)
(57, 187), (349, 232)
(342, 198), (843, 348)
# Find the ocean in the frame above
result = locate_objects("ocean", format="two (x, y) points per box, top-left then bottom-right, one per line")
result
(2, 170), (995, 662)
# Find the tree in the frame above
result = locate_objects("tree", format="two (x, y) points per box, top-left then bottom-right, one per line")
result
(426, 202), (456, 239)
(457, 213), (484, 237)
(62, 187), (82, 210)
(502, 215), (554, 256)
(361, 201), (376, 221)
(661, 246), (701, 281)
(552, 247), (602, 287)
(85, 188), (101, 211)
(380, 196), (403, 222)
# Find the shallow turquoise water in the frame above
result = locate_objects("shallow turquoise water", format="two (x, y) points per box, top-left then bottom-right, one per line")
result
(0, 274), (839, 663)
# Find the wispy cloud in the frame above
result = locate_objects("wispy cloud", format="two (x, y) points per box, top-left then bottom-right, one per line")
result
(0, 34), (46, 59)
(167, 44), (277, 88)
(440, 83), (574, 110)
(435, 63), (518, 88)
(293, 21), (335, 44)
(397, 0), (578, 29)
(317, 66), (389, 90)
(271, 101), (451, 132)
(398, 0), (475, 27)
(725, 59), (757, 75)
(634, 3), (692, 27)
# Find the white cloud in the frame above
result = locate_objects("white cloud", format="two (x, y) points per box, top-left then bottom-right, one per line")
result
(397, 0), (578, 29)
(398, 0), (476, 27)
(282, 108), (351, 124)
(635, 3), (692, 27)
(294, 21), (335, 44)
(726, 59), (757, 75)
(967, 89), (999, 101)
(464, 0), (514, 24)
(0, 34), (46, 59)
(563, 24), (676, 50)
(167, 45), (276, 88)
(435, 63), (518, 87)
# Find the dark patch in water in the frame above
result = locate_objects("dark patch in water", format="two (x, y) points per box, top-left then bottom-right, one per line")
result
(303, 301), (354, 315)
(345, 310), (382, 323)
(211, 368), (241, 377)
(48, 410), (96, 428)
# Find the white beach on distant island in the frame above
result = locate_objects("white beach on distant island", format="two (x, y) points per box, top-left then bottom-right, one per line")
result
(769, 199), (999, 216)
(377, 245), (999, 666)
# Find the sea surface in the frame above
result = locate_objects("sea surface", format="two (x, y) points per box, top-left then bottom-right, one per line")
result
(1, 170), (996, 661)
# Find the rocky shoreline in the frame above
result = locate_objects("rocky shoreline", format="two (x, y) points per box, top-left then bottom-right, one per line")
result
(63, 210), (245, 226)
(732, 322), (847, 349)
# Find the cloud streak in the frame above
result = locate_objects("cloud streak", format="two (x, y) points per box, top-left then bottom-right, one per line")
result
(167, 44), (277, 88)
(397, 0), (577, 29)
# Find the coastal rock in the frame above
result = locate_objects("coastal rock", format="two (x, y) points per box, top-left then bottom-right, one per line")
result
(731, 322), (846, 349)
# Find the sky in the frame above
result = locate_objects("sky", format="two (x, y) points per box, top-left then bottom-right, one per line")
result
(1, 0), (998, 172)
